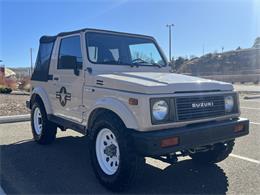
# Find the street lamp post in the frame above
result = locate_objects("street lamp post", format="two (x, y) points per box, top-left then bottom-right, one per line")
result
(30, 48), (33, 77)
(166, 24), (174, 62)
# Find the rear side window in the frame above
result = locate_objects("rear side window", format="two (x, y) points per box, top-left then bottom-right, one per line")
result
(58, 36), (82, 69)
(31, 42), (54, 81)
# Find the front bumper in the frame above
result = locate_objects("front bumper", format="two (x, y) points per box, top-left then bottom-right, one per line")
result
(130, 118), (249, 156)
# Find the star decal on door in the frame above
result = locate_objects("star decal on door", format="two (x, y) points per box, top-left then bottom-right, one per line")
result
(56, 87), (71, 107)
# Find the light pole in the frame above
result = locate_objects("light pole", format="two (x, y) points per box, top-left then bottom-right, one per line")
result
(30, 48), (33, 77)
(166, 24), (174, 62)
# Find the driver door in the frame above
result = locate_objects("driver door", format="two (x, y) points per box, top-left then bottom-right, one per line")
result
(50, 34), (84, 123)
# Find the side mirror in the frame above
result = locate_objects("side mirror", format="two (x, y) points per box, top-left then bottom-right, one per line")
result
(59, 55), (80, 76)
(74, 62), (83, 76)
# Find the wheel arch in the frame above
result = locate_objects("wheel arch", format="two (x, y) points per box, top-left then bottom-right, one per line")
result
(30, 87), (53, 114)
(87, 98), (139, 130)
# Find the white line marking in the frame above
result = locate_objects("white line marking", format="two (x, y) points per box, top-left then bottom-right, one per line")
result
(0, 186), (6, 195)
(230, 154), (260, 164)
(242, 100), (260, 103)
(250, 122), (260, 125)
(240, 107), (260, 110)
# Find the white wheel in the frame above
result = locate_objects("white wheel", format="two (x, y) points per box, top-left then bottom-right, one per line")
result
(33, 107), (42, 135)
(95, 128), (120, 175)
(31, 102), (57, 144)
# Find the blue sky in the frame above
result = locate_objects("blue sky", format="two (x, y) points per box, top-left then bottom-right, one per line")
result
(1, 0), (259, 67)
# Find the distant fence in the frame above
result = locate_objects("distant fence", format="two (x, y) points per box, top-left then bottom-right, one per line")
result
(201, 74), (260, 84)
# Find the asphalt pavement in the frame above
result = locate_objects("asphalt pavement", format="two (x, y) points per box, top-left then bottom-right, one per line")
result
(0, 98), (259, 194)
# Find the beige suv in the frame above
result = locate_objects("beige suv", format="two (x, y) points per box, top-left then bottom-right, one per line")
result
(27, 28), (249, 191)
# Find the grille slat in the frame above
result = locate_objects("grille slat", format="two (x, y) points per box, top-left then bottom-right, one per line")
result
(176, 95), (225, 121)
(177, 106), (224, 113)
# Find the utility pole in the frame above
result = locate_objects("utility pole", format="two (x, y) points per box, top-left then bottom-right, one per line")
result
(202, 44), (205, 56)
(30, 48), (33, 76)
(166, 24), (174, 62)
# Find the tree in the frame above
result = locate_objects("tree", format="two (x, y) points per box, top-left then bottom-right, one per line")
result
(190, 55), (197, 60)
(253, 37), (260, 48)
(175, 57), (185, 70)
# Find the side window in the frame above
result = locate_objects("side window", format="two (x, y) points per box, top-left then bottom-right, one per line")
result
(31, 42), (54, 81)
(58, 36), (82, 69)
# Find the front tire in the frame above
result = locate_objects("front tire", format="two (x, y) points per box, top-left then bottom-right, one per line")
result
(31, 101), (57, 144)
(89, 113), (143, 192)
(189, 140), (235, 164)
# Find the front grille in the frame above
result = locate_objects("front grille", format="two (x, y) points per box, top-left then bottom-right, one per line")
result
(176, 95), (225, 121)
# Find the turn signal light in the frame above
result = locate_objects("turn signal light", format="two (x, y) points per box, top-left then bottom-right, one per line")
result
(234, 124), (244, 132)
(160, 137), (179, 148)
(129, 98), (138, 105)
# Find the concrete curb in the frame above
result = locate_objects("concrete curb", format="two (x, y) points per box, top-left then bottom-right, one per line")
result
(244, 95), (260, 100)
(237, 91), (260, 94)
(0, 114), (30, 124)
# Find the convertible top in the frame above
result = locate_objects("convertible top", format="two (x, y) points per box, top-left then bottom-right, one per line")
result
(40, 28), (154, 43)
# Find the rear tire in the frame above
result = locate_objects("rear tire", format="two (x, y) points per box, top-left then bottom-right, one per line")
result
(89, 113), (144, 192)
(31, 101), (57, 144)
(189, 140), (235, 164)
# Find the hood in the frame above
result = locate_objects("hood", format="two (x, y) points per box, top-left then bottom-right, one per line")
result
(90, 72), (233, 94)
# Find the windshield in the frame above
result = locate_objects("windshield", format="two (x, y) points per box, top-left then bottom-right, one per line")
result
(86, 32), (166, 67)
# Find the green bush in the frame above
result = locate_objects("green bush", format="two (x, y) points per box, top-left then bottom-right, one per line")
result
(0, 87), (12, 94)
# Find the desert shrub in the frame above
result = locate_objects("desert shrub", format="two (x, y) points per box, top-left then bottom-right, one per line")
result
(0, 87), (12, 94)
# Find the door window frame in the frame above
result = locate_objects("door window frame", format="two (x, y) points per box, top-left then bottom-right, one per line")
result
(57, 34), (83, 70)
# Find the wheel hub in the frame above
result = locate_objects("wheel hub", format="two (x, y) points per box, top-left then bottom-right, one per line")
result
(104, 144), (117, 158)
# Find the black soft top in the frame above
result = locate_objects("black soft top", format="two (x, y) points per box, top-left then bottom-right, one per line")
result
(40, 28), (154, 43)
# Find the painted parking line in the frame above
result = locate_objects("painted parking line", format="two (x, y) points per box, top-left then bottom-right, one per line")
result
(230, 154), (260, 164)
(242, 99), (260, 103)
(250, 122), (260, 125)
(240, 107), (260, 110)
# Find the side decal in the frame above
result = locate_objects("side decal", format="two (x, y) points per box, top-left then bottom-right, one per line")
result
(56, 87), (71, 107)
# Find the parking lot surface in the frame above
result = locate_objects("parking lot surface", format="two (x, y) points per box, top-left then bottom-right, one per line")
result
(0, 98), (259, 194)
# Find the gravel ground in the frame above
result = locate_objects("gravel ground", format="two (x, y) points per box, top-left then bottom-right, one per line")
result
(0, 94), (30, 116)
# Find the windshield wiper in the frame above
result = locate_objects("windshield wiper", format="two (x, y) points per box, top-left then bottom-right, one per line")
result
(132, 58), (162, 68)
(151, 63), (162, 68)
(132, 58), (148, 64)
(100, 59), (161, 68)
(99, 60), (136, 67)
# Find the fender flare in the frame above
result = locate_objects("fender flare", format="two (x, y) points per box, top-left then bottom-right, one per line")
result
(87, 97), (139, 130)
(31, 87), (53, 114)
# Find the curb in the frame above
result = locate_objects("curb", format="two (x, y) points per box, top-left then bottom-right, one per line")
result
(11, 91), (30, 96)
(244, 95), (260, 100)
(237, 91), (260, 94)
(0, 114), (30, 124)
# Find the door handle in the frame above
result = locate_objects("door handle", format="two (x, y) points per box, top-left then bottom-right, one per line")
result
(53, 77), (59, 81)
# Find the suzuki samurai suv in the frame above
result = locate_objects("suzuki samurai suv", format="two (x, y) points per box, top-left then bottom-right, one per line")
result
(27, 28), (249, 191)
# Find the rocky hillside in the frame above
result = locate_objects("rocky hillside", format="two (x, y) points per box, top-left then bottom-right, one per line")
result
(177, 37), (260, 77)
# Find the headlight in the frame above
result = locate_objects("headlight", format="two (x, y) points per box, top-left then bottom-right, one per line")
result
(225, 95), (234, 112)
(152, 100), (169, 121)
